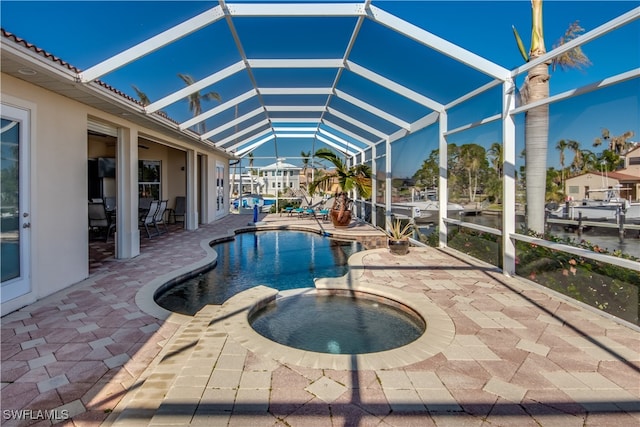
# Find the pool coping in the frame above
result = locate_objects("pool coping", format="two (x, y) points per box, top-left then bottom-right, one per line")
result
(135, 226), (456, 370)
(221, 278), (456, 370)
(134, 223), (382, 325)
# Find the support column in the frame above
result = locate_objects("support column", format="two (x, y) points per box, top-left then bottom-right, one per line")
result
(438, 111), (448, 248)
(371, 145), (377, 227)
(186, 149), (198, 230)
(116, 127), (140, 259)
(199, 154), (208, 224)
(503, 79), (517, 276)
(385, 137), (392, 228)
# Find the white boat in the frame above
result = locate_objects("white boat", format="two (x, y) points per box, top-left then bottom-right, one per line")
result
(547, 187), (640, 222)
(392, 201), (465, 222)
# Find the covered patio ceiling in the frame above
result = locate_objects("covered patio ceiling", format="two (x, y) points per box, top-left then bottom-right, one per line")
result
(76, 0), (511, 161)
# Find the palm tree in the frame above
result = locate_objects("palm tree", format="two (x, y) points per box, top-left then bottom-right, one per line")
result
(300, 150), (311, 191)
(512, 1), (590, 233)
(488, 142), (504, 178)
(567, 140), (582, 173)
(555, 139), (569, 197)
(459, 144), (486, 202)
(579, 149), (598, 173)
(177, 73), (221, 134)
(309, 148), (372, 226)
(594, 128), (636, 154)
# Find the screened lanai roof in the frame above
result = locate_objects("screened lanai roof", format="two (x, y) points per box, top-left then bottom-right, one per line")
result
(76, 0), (510, 160)
(2, 1), (639, 167)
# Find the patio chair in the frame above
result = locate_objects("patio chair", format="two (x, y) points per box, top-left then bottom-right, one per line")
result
(139, 200), (159, 238)
(88, 201), (115, 242)
(169, 196), (186, 225)
(318, 209), (330, 221)
(280, 206), (294, 216)
(153, 199), (169, 235)
(104, 197), (116, 213)
(139, 197), (153, 211)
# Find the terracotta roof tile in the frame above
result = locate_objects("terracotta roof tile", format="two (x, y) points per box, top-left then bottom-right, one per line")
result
(1, 28), (81, 73)
(1, 28), (177, 124)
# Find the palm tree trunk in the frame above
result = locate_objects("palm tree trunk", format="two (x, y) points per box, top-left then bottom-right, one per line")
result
(525, 61), (550, 233)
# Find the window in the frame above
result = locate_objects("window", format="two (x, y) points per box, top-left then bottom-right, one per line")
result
(629, 157), (640, 165)
(289, 182), (293, 188)
(272, 182), (275, 188)
(569, 186), (579, 194)
(138, 160), (161, 200)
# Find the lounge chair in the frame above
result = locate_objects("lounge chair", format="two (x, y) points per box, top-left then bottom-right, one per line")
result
(153, 200), (169, 235)
(280, 206), (294, 216)
(318, 209), (330, 221)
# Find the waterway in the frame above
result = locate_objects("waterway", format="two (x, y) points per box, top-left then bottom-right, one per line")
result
(419, 213), (640, 259)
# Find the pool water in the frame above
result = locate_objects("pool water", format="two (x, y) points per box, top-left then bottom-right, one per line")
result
(155, 230), (361, 315)
(250, 292), (425, 354)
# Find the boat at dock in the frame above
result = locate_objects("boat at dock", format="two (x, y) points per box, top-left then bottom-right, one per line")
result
(546, 187), (640, 223)
(391, 201), (465, 223)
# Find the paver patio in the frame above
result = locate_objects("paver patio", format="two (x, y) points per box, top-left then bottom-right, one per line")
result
(1, 213), (639, 427)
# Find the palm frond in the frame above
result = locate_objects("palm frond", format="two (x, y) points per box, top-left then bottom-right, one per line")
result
(131, 85), (151, 106)
(308, 173), (335, 195)
(552, 21), (591, 72)
(512, 25), (529, 62)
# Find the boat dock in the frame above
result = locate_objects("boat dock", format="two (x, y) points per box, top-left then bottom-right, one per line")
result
(546, 216), (640, 241)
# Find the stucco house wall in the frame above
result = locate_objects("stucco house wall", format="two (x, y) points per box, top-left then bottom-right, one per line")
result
(1, 73), (230, 314)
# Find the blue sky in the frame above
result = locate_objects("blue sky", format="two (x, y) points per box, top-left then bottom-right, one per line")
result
(2, 1), (638, 177)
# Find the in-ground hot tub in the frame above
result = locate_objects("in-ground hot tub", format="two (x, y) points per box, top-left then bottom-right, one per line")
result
(249, 290), (426, 354)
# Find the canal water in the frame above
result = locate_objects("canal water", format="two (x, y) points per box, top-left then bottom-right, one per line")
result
(419, 213), (640, 259)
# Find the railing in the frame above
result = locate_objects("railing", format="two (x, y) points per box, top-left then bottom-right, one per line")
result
(439, 217), (639, 326)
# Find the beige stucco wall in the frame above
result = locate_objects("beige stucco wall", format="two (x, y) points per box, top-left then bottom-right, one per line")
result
(2, 75), (89, 310)
(1, 73), (230, 313)
(565, 173), (620, 200)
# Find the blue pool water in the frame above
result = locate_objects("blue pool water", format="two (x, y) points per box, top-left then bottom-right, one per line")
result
(155, 230), (361, 315)
(250, 292), (425, 354)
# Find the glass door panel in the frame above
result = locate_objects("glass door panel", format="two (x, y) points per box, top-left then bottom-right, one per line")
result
(1, 104), (30, 303)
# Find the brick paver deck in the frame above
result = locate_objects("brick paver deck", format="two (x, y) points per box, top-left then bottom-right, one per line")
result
(2, 212), (639, 426)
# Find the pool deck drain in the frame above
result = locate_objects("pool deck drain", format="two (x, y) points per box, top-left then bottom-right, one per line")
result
(2, 213), (639, 426)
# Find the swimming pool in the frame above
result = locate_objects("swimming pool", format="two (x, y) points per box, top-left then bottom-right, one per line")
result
(155, 230), (361, 315)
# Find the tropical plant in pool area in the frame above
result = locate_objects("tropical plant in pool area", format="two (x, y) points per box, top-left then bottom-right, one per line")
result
(308, 148), (372, 227)
(383, 219), (414, 255)
(383, 219), (414, 241)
